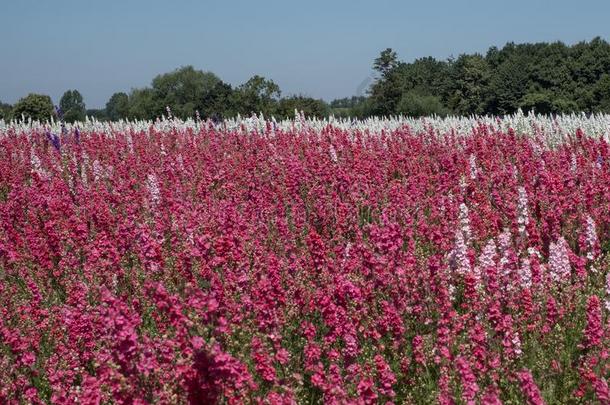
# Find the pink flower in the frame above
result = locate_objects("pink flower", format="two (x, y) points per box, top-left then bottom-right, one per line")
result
(583, 295), (603, 349)
(456, 356), (479, 404)
(517, 369), (546, 405)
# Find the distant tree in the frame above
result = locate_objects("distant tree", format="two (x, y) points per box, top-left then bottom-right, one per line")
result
(12, 94), (55, 122)
(150, 66), (224, 119)
(550, 98), (579, 114)
(397, 91), (449, 117)
(520, 92), (555, 115)
(0, 101), (11, 121)
(369, 67), (404, 116)
(200, 81), (236, 119)
(233, 75), (281, 116)
(373, 48), (399, 77)
(448, 54), (490, 115)
(59, 90), (86, 122)
(349, 97), (376, 118)
(486, 55), (528, 115)
(277, 96), (330, 118)
(330, 96), (373, 118)
(86, 108), (108, 121)
(330, 96), (367, 109)
(369, 48), (405, 116)
(593, 74), (610, 112)
(105, 92), (129, 121)
(127, 88), (155, 120)
(361, 38), (610, 118)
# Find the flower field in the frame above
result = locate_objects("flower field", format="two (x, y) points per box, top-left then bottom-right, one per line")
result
(1, 113), (610, 404)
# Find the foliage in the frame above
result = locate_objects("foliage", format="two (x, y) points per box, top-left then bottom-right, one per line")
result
(86, 108), (108, 120)
(59, 90), (86, 123)
(128, 88), (156, 120)
(276, 95), (330, 118)
(105, 92), (129, 121)
(8, 37), (610, 122)
(11, 93), (54, 122)
(0, 101), (11, 121)
(366, 37), (610, 118)
(149, 66), (225, 119)
(397, 91), (449, 117)
(233, 75), (281, 117)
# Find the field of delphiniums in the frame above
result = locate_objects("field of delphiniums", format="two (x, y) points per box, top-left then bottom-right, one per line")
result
(1, 111), (610, 404)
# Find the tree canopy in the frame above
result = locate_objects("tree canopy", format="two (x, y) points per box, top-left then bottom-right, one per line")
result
(0, 101), (11, 121)
(6, 38), (610, 122)
(12, 94), (55, 122)
(367, 37), (610, 117)
(105, 92), (129, 121)
(60, 90), (86, 123)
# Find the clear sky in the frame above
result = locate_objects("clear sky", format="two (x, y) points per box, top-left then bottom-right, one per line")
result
(1, 0), (609, 108)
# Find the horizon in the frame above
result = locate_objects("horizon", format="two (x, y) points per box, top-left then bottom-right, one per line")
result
(2, 0), (610, 109)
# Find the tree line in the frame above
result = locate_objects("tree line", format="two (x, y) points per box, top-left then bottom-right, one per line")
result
(2, 38), (610, 122)
(0, 68), (329, 123)
(365, 37), (610, 117)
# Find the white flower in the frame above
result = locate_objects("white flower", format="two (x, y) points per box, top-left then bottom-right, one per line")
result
(459, 203), (472, 244)
(605, 272), (610, 312)
(30, 152), (43, 176)
(517, 187), (529, 237)
(146, 173), (161, 207)
(584, 215), (598, 261)
(329, 144), (338, 163)
(92, 159), (104, 182)
(469, 154), (478, 179)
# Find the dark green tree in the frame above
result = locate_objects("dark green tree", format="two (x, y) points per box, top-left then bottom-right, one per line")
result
(397, 91), (448, 117)
(277, 96), (330, 118)
(105, 92), (129, 121)
(233, 75), (281, 116)
(369, 48), (405, 116)
(60, 90), (86, 122)
(373, 48), (399, 77)
(0, 101), (11, 121)
(593, 74), (610, 112)
(150, 66), (224, 119)
(448, 54), (490, 115)
(520, 91), (555, 115)
(127, 88), (156, 120)
(330, 96), (368, 109)
(86, 109), (108, 121)
(330, 96), (374, 118)
(369, 68), (404, 116)
(360, 38), (610, 118)
(200, 81), (236, 119)
(12, 94), (55, 122)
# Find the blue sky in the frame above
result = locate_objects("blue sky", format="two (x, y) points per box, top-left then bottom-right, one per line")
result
(1, 0), (609, 108)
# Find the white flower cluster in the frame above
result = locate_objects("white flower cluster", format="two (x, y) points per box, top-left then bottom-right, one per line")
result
(517, 187), (529, 237)
(584, 215), (599, 261)
(5, 110), (610, 147)
(146, 173), (161, 207)
(469, 154), (478, 180)
(475, 239), (497, 287)
(450, 203), (472, 278)
(30, 152), (45, 177)
(605, 273), (610, 312)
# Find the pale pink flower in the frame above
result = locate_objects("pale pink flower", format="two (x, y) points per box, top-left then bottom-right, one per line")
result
(548, 237), (571, 282)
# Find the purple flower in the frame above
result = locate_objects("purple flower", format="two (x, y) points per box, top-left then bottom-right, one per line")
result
(55, 105), (64, 120)
(46, 131), (61, 152)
